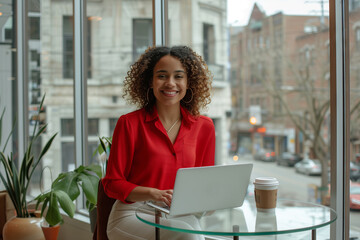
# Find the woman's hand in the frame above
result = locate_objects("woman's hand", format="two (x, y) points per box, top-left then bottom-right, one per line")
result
(126, 186), (173, 206)
(149, 188), (173, 206)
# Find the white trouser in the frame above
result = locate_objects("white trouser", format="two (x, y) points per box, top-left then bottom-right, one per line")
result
(107, 200), (206, 240)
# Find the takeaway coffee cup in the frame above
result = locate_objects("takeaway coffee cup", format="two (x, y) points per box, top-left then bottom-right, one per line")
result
(253, 177), (279, 212)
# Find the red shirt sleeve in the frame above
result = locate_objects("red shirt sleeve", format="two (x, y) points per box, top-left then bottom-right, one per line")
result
(102, 115), (138, 203)
(201, 118), (215, 167)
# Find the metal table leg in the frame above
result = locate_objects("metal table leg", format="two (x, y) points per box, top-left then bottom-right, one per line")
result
(233, 225), (239, 240)
(312, 229), (316, 240)
(155, 209), (161, 240)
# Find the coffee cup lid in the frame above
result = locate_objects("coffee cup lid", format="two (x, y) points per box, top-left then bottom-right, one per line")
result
(253, 177), (279, 186)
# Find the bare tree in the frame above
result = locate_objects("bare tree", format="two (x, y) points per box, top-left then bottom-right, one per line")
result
(255, 33), (360, 202)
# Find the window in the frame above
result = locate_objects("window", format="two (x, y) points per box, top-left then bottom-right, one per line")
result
(356, 28), (360, 50)
(1, 0), (356, 238)
(61, 142), (75, 172)
(61, 118), (98, 170)
(29, 17), (40, 40)
(61, 118), (98, 136)
(203, 23), (215, 63)
(88, 118), (99, 136)
(61, 119), (75, 137)
(63, 16), (74, 79)
(63, 16), (92, 79)
(133, 19), (153, 61)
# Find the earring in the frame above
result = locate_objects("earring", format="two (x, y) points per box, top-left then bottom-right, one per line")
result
(182, 88), (193, 104)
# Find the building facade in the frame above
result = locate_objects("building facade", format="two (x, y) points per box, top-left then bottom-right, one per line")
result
(229, 4), (330, 160)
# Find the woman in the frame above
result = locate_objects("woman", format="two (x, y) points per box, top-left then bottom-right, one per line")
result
(103, 46), (215, 240)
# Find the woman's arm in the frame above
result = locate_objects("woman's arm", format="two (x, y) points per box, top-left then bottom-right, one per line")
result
(126, 186), (173, 206)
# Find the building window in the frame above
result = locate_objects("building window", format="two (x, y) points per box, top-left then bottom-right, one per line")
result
(63, 16), (92, 79)
(274, 56), (282, 87)
(250, 63), (256, 84)
(61, 142), (75, 172)
(29, 16), (40, 40)
(88, 118), (99, 136)
(203, 23), (215, 63)
(61, 119), (75, 137)
(356, 28), (360, 50)
(357, 69), (360, 88)
(274, 98), (282, 114)
(133, 19), (153, 62)
(61, 118), (98, 136)
(60, 118), (98, 171)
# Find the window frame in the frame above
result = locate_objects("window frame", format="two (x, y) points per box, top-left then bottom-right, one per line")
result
(10, 0), (350, 238)
(329, 0), (350, 239)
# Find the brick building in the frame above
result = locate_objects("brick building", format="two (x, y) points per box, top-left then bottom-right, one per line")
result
(229, 3), (332, 161)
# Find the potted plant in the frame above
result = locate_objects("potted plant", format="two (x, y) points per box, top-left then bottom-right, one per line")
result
(0, 95), (57, 240)
(34, 164), (101, 239)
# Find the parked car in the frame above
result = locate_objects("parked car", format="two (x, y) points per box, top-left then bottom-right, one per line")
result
(295, 158), (322, 176)
(253, 149), (276, 162)
(277, 152), (302, 167)
(350, 162), (360, 182)
(350, 182), (360, 210)
(324, 182), (360, 210)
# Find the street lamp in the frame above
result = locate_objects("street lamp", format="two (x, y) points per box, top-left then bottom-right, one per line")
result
(249, 116), (257, 125)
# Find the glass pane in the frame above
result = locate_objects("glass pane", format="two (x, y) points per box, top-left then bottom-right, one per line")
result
(86, 0), (153, 177)
(169, 0), (332, 238)
(349, 1), (360, 238)
(0, 0), (15, 194)
(27, 0), (75, 195)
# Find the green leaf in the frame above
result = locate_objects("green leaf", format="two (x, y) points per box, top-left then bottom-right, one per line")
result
(85, 164), (102, 179)
(0, 110), (16, 152)
(75, 165), (85, 173)
(25, 155), (34, 180)
(33, 124), (48, 140)
(52, 172), (80, 200)
(99, 137), (107, 154)
(54, 190), (75, 218)
(40, 198), (49, 217)
(45, 192), (63, 226)
(19, 153), (28, 188)
(78, 174), (98, 204)
(37, 133), (58, 162)
(0, 152), (11, 177)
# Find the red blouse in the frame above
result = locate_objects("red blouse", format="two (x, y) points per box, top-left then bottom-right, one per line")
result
(102, 106), (215, 203)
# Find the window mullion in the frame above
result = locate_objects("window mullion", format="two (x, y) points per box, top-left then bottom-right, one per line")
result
(152, 0), (167, 46)
(16, 0), (29, 161)
(329, 0), (350, 239)
(73, 0), (88, 172)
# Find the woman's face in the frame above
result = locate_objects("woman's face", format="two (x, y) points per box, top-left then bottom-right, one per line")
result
(152, 55), (188, 108)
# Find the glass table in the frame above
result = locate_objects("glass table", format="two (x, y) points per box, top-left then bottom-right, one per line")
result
(135, 197), (337, 240)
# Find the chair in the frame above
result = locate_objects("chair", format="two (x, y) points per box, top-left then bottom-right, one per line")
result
(93, 179), (116, 240)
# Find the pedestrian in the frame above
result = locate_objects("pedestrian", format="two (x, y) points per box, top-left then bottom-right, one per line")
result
(102, 45), (216, 240)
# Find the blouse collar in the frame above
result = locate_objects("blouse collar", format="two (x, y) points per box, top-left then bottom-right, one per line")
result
(145, 105), (197, 127)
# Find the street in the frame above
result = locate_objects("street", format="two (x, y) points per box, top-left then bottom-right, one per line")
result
(226, 155), (360, 239)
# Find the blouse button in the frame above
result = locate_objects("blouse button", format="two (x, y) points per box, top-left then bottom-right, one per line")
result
(172, 153), (176, 156)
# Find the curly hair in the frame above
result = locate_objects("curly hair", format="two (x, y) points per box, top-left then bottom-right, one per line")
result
(122, 46), (213, 116)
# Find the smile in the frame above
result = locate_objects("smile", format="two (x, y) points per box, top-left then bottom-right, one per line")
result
(162, 90), (178, 96)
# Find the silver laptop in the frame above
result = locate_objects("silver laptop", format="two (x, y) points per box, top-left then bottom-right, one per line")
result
(146, 163), (253, 216)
